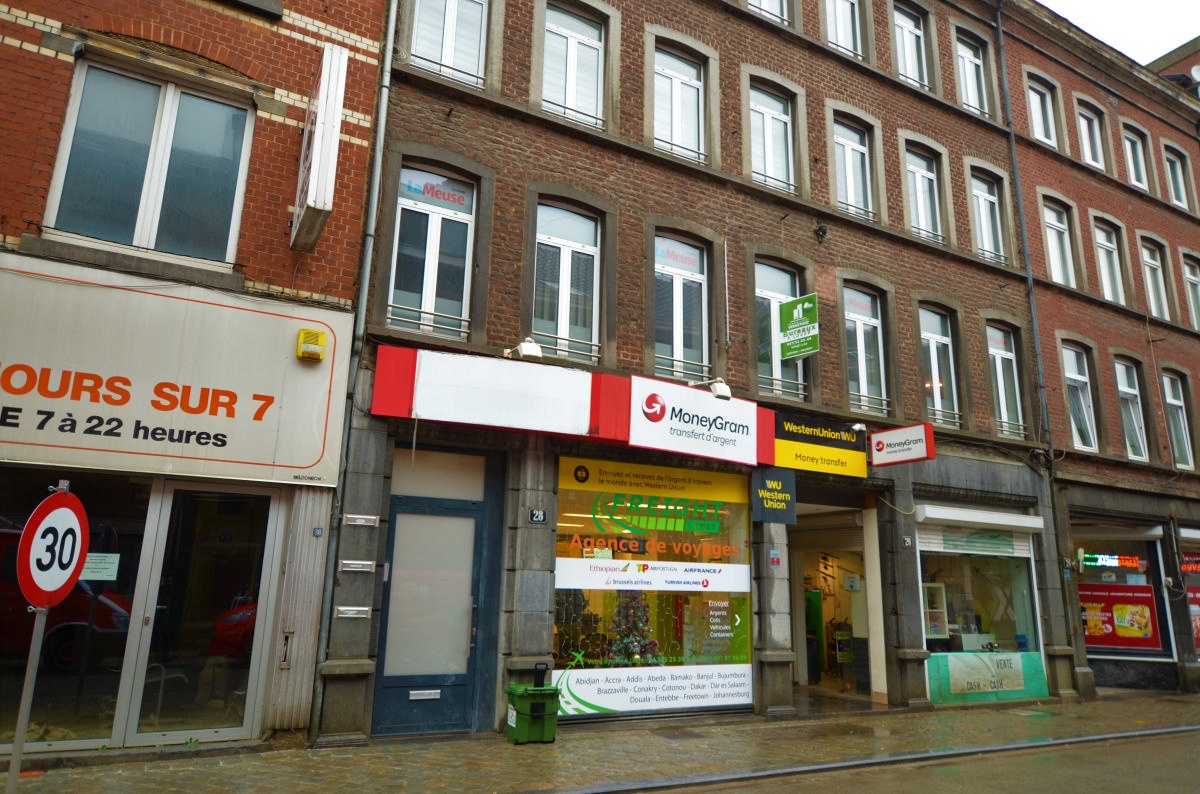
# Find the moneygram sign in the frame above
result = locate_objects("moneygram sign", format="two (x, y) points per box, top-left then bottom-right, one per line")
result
(628, 376), (757, 464)
(869, 422), (936, 466)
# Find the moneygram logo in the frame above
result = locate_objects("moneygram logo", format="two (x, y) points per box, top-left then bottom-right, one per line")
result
(642, 393), (666, 422)
(875, 440), (885, 452)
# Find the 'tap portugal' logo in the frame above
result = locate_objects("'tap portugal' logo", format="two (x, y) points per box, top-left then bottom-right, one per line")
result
(642, 393), (667, 422)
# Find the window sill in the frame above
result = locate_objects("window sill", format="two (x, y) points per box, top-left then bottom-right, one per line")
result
(219, 0), (283, 21)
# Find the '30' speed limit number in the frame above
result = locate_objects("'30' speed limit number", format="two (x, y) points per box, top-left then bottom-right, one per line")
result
(16, 491), (90, 608)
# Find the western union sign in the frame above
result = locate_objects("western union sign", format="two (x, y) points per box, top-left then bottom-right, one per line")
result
(773, 413), (867, 478)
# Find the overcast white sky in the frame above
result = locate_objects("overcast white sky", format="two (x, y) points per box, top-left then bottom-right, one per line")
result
(1037, 0), (1200, 65)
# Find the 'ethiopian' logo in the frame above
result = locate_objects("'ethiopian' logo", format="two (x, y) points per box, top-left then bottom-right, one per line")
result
(642, 393), (666, 422)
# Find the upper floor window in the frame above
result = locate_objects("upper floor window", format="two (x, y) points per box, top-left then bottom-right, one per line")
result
(986, 324), (1025, 438)
(46, 63), (253, 264)
(1140, 241), (1169, 320)
(905, 147), (942, 242)
(654, 48), (705, 162)
(970, 172), (1005, 262)
(1184, 256), (1200, 331)
(412, 0), (487, 86)
(919, 307), (960, 427)
(533, 204), (600, 363)
(388, 167), (476, 337)
(1027, 77), (1058, 147)
(826, 0), (864, 59)
(749, 0), (790, 24)
(894, 5), (929, 90)
(1122, 127), (1150, 190)
(755, 262), (805, 399)
(1163, 372), (1195, 470)
(750, 85), (795, 192)
(955, 35), (989, 117)
(1042, 201), (1076, 287)
(844, 286), (888, 414)
(1093, 223), (1125, 304)
(834, 119), (874, 219)
(654, 235), (708, 379)
(1062, 344), (1098, 452)
(1165, 147), (1193, 210)
(1115, 359), (1149, 461)
(543, 5), (604, 126)
(1077, 104), (1106, 170)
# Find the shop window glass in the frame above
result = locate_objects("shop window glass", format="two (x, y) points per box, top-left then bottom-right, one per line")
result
(920, 549), (1039, 654)
(1077, 540), (1168, 655)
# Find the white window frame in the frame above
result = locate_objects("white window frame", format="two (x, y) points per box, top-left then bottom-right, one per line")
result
(920, 307), (960, 427)
(653, 235), (709, 379)
(750, 85), (795, 192)
(411, 0), (488, 86)
(971, 173), (1004, 262)
(654, 48), (706, 162)
(894, 5), (928, 89)
(1184, 257), (1200, 331)
(749, 0), (790, 25)
(906, 148), (942, 241)
(1115, 360), (1149, 462)
(755, 262), (805, 398)
(844, 286), (889, 414)
(827, 0), (863, 58)
(532, 204), (601, 363)
(1093, 223), (1125, 304)
(834, 120), (874, 219)
(1077, 105), (1105, 169)
(1043, 202), (1076, 287)
(955, 35), (988, 117)
(1141, 242), (1169, 320)
(1163, 372), (1195, 470)
(542, 4), (604, 126)
(1063, 345), (1098, 452)
(987, 324), (1025, 438)
(1165, 148), (1192, 210)
(45, 61), (254, 267)
(1122, 127), (1149, 190)
(1027, 79), (1057, 147)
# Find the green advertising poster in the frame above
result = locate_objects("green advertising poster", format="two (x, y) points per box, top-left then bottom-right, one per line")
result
(779, 292), (819, 360)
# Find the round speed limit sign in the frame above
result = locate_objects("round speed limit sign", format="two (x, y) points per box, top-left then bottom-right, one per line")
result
(16, 491), (90, 608)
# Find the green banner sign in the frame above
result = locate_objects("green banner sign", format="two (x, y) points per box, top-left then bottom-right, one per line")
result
(779, 292), (819, 360)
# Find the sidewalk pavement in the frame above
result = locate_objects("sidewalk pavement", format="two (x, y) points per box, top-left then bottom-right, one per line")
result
(11, 689), (1200, 793)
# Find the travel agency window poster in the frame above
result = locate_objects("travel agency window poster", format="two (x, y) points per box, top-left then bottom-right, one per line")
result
(552, 457), (752, 715)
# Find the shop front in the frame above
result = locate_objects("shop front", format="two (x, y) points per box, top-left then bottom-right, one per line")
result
(1180, 535), (1200, 656)
(1, 253), (351, 753)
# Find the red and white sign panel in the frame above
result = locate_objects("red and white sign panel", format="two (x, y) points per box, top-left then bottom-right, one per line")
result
(869, 423), (936, 467)
(628, 376), (758, 465)
(17, 491), (90, 608)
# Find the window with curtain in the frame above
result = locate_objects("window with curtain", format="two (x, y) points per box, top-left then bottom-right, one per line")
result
(749, 85), (795, 192)
(987, 324), (1025, 438)
(654, 235), (708, 379)
(542, 5), (604, 126)
(844, 286), (888, 414)
(533, 204), (600, 363)
(411, 0), (488, 86)
(755, 261), (805, 398)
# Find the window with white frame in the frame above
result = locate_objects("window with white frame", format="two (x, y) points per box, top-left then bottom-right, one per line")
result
(1093, 223), (1125, 304)
(1184, 256), (1200, 331)
(749, 0), (789, 24)
(654, 235), (708, 379)
(46, 63), (253, 263)
(906, 148), (942, 242)
(1077, 104), (1106, 169)
(1063, 345), (1098, 451)
(1165, 147), (1192, 210)
(971, 173), (1005, 262)
(755, 262), (805, 398)
(412, 0), (488, 85)
(844, 286), (888, 414)
(1163, 372), (1195, 469)
(533, 204), (600, 362)
(986, 324), (1025, 438)
(894, 5), (929, 89)
(542, 5), (604, 126)
(388, 167), (476, 337)
(955, 35), (989, 117)
(750, 85), (795, 192)
(1122, 127), (1149, 190)
(826, 0), (864, 58)
(1043, 201), (1076, 287)
(834, 119), (874, 219)
(920, 307), (960, 427)
(1115, 359), (1149, 461)
(1027, 78), (1057, 147)
(1141, 242), (1169, 320)
(654, 48), (705, 161)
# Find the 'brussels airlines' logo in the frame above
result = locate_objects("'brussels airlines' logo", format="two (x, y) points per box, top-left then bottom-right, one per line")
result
(642, 393), (666, 422)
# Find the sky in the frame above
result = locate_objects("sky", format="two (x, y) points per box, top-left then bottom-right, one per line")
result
(1036, 0), (1200, 65)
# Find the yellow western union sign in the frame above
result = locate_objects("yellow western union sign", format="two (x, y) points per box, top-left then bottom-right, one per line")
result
(774, 438), (867, 478)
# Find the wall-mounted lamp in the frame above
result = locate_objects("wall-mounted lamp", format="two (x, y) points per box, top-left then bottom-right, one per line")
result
(813, 223), (829, 244)
(505, 337), (543, 360)
(686, 377), (732, 400)
(848, 422), (867, 433)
